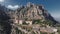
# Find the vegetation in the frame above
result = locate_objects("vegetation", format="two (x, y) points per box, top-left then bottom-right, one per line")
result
(31, 31), (36, 34)
(40, 31), (47, 34)
(51, 33), (55, 34)
(33, 19), (42, 24)
(22, 22), (28, 25)
(43, 19), (54, 26)
(33, 19), (54, 26)
(0, 11), (12, 34)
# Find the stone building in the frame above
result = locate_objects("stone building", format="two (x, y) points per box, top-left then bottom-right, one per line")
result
(25, 20), (32, 25)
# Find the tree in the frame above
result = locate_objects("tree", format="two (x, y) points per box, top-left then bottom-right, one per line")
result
(0, 11), (12, 34)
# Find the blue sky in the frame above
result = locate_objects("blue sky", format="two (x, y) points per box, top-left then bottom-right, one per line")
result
(0, 0), (60, 18)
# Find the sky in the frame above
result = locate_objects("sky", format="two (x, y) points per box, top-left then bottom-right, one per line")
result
(0, 0), (60, 18)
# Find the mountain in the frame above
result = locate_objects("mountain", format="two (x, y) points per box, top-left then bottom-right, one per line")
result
(55, 17), (60, 23)
(0, 4), (12, 34)
(0, 2), (59, 34)
(0, 2), (58, 26)
(13, 2), (58, 26)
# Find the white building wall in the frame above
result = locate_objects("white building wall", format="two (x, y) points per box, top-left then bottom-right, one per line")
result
(19, 20), (23, 24)
(26, 21), (32, 25)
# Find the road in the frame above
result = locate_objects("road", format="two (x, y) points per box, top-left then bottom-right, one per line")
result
(11, 24), (41, 34)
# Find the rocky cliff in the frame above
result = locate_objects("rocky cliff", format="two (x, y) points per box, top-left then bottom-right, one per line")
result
(14, 2), (58, 25)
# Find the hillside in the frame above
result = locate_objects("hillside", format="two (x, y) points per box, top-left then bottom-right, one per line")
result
(12, 2), (58, 26)
(0, 3), (59, 34)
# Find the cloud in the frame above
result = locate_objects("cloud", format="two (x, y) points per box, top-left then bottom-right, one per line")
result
(0, 0), (4, 2)
(7, 5), (19, 10)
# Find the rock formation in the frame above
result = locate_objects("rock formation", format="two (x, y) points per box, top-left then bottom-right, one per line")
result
(13, 2), (58, 25)
(0, 2), (59, 34)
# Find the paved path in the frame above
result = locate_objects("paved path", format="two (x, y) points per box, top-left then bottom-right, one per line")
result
(11, 24), (28, 33)
(11, 24), (41, 34)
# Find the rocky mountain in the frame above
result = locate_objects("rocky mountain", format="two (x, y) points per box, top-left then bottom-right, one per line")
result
(14, 2), (58, 25)
(55, 18), (60, 23)
(0, 2), (58, 26)
(0, 2), (59, 34)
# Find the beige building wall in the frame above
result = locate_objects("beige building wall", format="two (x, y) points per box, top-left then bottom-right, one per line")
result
(14, 20), (23, 24)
